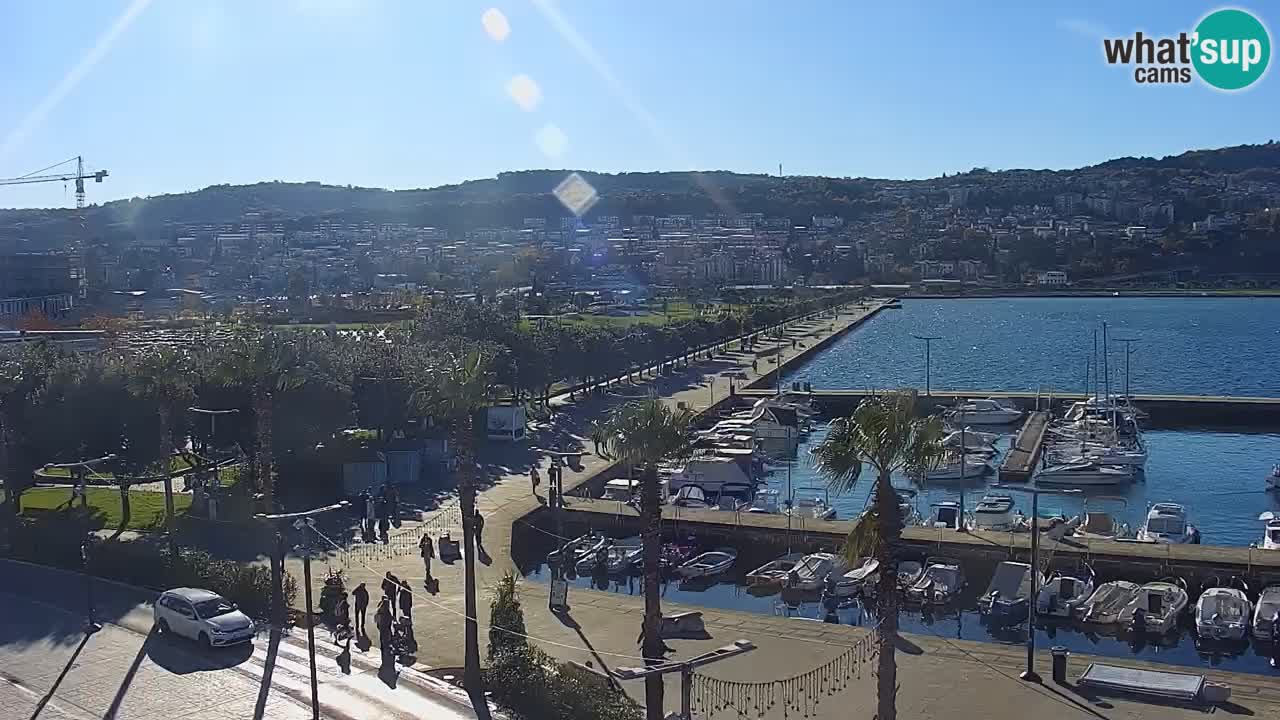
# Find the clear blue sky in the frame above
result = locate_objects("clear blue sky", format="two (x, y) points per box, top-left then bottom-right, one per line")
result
(2, 0), (1277, 208)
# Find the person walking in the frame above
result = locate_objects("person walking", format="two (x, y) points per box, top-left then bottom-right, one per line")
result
(419, 534), (435, 585)
(363, 491), (376, 541)
(530, 466), (541, 495)
(386, 484), (400, 526)
(397, 584), (416, 654)
(352, 582), (369, 636)
(382, 572), (399, 619)
(334, 593), (352, 648)
(374, 597), (393, 667)
(473, 510), (485, 546)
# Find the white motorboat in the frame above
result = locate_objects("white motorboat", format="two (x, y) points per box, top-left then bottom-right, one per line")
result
(1135, 503), (1200, 544)
(1117, 581), (1189, 635)
(941, 431), (998, 456)
(944, 398), (1023, 425)
(1036, 572), (1096, 618)
(1071, 498), (1130, 541)
(923, 501), (963, 530)
(969, 494), (1022, 532)
(670, 485), (712, 509)
(667, 455), (755, 495)
(1035, 460), (1133, 486)
(825, 557), (881, 598)
(1047, 442), (1147, 469)
(1195, 587), (1252, 641)
(788, 487), (837, 521)
(746, 488), (782, 514)
(714, 482), (755, 510)
(785, 552), (843, 591)
(1077, 580), (1141, 624)
(547, 531), (607, 565)
(746, 552), (804, 588)
(979, 561), (1039, 619)
(864, 560), (924, 599)
(1256, 512), (1280, 550)
(1268, 464), (1280, 491)
(905, 557), (964, 605)
(677, 548), (737, 578)
(926, 454), (993, 481)
(1252, 586), (1280, 640)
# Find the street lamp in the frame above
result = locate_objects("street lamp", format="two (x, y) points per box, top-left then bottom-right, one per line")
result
(912, 335), (941, 396)
(992, 484), (1080, 683)
(42, 453), (117, 635)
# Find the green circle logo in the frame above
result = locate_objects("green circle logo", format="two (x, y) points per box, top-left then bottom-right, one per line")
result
(1192, 8), (1271, 90)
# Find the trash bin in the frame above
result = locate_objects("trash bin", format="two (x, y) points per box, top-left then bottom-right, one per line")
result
(1051, 646), (1069, 685)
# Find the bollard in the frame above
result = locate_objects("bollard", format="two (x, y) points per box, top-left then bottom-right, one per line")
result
(1051, 646), (1069, 685)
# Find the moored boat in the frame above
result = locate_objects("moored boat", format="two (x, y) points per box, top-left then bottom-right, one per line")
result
(746, 552), (804, 588)
(1076, 580), (1141, 625)
(1195, 586), (1252, 642)
(969, 494), (1022, 532)
(677, 548), (738, 578)
(943, 398), (1023, 425)
(1256, 512), (1280, 550)
(1035, 460), (1133, 486)
(1036, 571), (1095, 618)
(825, 557), (881, 598)
(1118, 580), (1189, 635)
(979, 561), (1039, 620)
(784, 552), (843, 591)
(1135, 503), (1200, 544)
(1251, 586), (1280, 640)
(905, 557), (965, 605)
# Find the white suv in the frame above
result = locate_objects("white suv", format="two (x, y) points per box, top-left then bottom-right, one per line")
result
(154, 588), (255, 648)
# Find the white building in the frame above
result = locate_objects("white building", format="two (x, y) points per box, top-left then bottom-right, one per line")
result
(1037, 271), (1068, 287)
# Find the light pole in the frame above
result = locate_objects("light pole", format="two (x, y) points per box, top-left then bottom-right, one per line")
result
(912, 335), (940, 396)
(993, 484), (1079, 683)
(42, 454), (117, 635)
(1111, 338), (1139, 401)
(615, 640), (756, 719)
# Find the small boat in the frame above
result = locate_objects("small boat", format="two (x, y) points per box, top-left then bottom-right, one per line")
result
(671, 485), (712, 509)
(1268, 464), (1280, 491)
(746, 553), (804, 588)
(745, 488), (782, 514)
(659, 539), (698, 570)
(969, 494), (1022, 532)
(1195, 586), (1253, 642)
(863, 560), (923, 599)
(1036, 571), (1096, 618)
(979, 561), (1039, 620)
(1118, 580), (1189, 635)
(547, 531), (606, 565)
(905, 557), (964, 605)
(925, 455), (993, 481)
(944, 398), (1023, 425)
(575, 542), (642, 575)
(784, 552), (843, 591)
(1251, 586), (1280, 640)
(677, 548), (737, 578)
(941, 431), (998, 456)
(825, 557), (881, 598)
(1077, 581), (1141, 625)
(1256, 512), (1280, 550)
(923, 501), (963, 530)
(1135, 503), (1200, 545)
(788, 487), (837, 521)
(1071, 498), (1130, 541)
(1036, 461), (1133, 486)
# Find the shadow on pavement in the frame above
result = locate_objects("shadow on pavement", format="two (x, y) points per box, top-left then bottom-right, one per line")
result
(0, 560), (146, 649)
(252, 627), (282, 720)
(26, 632), (90, 720)
(102, 630), (154, 719)
(146, 632), (253, 674)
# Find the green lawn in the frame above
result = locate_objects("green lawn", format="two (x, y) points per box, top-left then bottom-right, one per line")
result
(20, 487), (193, 532)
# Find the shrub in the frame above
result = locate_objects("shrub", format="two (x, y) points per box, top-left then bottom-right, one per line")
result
(488, 571), (528, 660)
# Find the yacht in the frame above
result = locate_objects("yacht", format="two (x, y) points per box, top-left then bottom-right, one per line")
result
(670, 485), (712, 509)
(1046, 442), (1147, 469)
(926, 454), (993, 481)
(1195, 586), (1252, 641)
(943, 398), (1023, 425)
(941, 431), (998, 456)
(1135, 503), (1200, 544)
(746, 488), (782, 514)
(785, 552), (843, 591)
(825, 557), (881, 598)
(1076, 581), (1141, 625)
(1118, 580), (1189, 635)
(788, 487), (837, 520)
(667, 455), (755, 495)
(969, 494), (1022, 532)
(1036, 571), (1095, 618)
(676, 548), (737, 578)
(1256, 512), (1280, 550)
(1252, 586), (1280, 640)
(746, 552), (804, 588)
(979, 562), (1039, 620)
(923, 501), (964, 530)
(905, 557), (965, 605)
(1035, 460), (1133, 486)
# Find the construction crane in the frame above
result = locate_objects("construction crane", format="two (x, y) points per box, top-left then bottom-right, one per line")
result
(0, 156), (108, 208)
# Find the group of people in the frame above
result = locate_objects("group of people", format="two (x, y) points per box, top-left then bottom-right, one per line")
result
(357, 484), (400, 544)
(330, 573), (418, 667)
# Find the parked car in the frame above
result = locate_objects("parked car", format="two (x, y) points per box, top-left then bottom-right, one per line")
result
(154, 588), (255, 648)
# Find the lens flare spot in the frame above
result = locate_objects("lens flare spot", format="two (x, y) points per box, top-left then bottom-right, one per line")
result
(553, 172), (598, 217)
(506, 74), (542, 112)
(481, 8), (510, 42)
(535, 123), (568, 159)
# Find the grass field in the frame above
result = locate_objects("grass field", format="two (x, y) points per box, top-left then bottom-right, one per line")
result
(20, 487), (193, 532)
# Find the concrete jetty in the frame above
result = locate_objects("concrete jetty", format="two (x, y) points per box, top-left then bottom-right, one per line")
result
(998, 410), (1050, 481)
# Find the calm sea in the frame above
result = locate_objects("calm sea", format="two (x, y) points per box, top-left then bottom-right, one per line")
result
(785, 297), (1280, 397)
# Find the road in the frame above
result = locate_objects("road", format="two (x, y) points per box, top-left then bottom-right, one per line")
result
(0, 562), (484, 720)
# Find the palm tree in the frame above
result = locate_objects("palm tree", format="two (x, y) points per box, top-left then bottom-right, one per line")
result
(124, 348), (195, 555)
(811, 392), (945, 720)
(598, 398), (693, 720)
(414, 343), (493, 697)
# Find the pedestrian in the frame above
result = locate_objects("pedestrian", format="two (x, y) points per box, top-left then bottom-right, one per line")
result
(364, 491), (376, 539)
(1271, 611), (1280, 668)
(374, 597), (393, 666)
(751, 359), (758, 373)
(334, 593), (351, 647)
(530, 466), (541, 495)
(387, 484), (400, 526)
(419, 534), (435, 584)
(473, 510), (485, 546)
(382, 572), (399, 619)
(378, 513), (390, 543)
(352, 582), (369, 635)
(398, 582), (413, 621)
(398, 587), (417, 654)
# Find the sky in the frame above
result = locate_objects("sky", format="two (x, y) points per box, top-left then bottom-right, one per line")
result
(1, 0), (1277, 208)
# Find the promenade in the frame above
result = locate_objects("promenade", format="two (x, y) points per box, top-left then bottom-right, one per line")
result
(270, 299), (1280, 717)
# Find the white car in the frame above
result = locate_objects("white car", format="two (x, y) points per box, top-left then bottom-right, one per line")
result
(154, 588), (255, 648)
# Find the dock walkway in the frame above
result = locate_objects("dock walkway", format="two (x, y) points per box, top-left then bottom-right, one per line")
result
(999, 410), (1050, 481)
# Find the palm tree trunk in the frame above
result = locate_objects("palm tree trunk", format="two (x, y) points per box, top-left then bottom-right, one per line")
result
(113, 482), (131, 540)
(873, 469), (902, 720)
(158, 406), (177, 558)
(458, 440), (483, 696)
(255, 388), (273, 509)
(639, 462), (665, 719)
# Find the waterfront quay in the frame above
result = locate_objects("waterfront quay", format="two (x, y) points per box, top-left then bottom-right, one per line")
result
(737, 388), (1280, 429)
(529, 497), (1280, 589)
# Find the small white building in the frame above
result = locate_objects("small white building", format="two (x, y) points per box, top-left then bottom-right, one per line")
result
(1037, 271), (1069, 287)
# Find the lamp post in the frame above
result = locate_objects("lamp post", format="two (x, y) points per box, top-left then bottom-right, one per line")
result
(257, 501), (349, 720)
(912, 335), (941, 396)
(42, 454), (117, 635)
(993, 484), (1079, 683)
(615, 640), (756, 719)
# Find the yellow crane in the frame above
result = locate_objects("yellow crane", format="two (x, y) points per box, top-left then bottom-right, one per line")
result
(0, 155), (108, 208)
